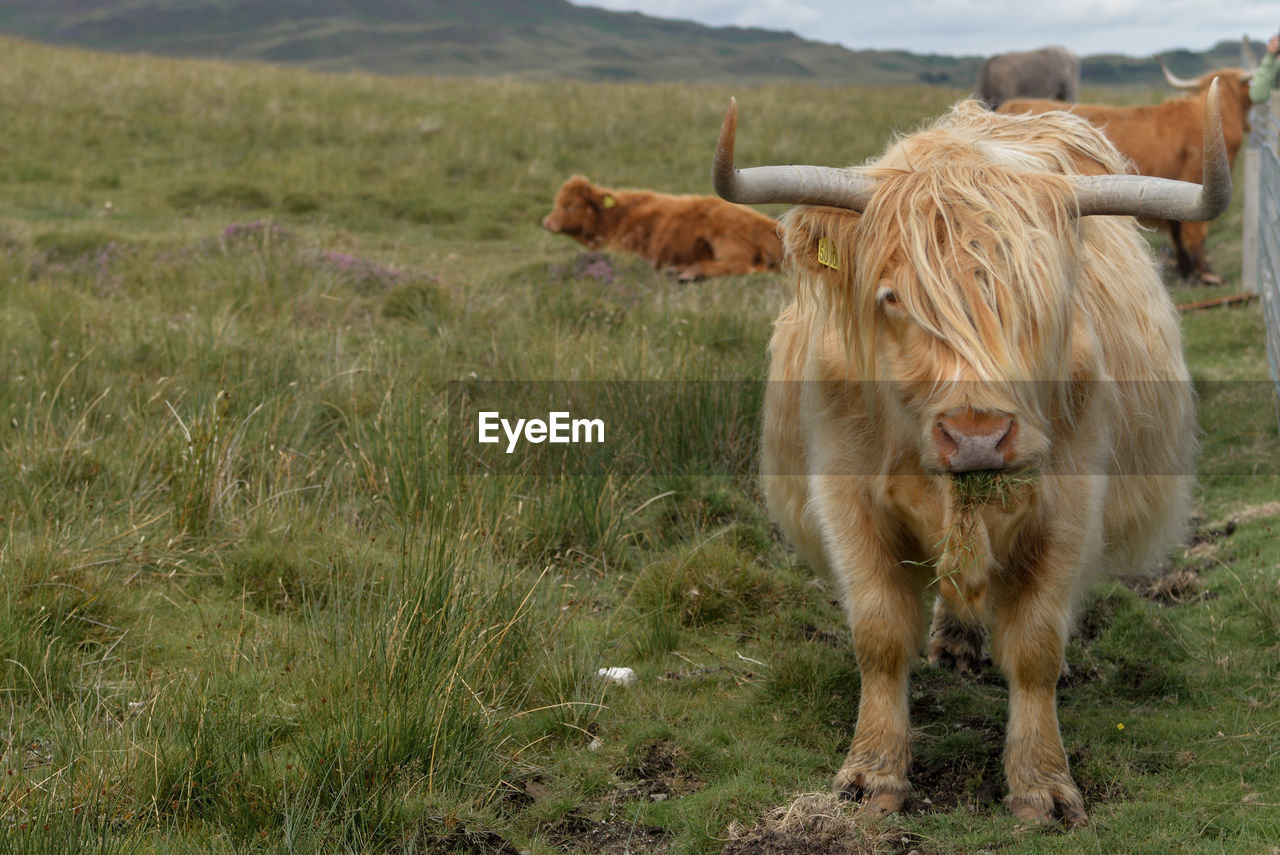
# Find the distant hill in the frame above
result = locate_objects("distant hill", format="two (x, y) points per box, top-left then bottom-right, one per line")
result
(0, 0), (1259, 87)
(1084, 39), (1260, 86)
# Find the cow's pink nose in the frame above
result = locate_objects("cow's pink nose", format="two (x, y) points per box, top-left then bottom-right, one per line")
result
(541, 215), (558, 232)
(933, 410), (1016, 472)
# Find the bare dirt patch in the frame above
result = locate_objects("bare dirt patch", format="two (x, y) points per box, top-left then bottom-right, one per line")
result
(547, 811), (671, 855)
(543, 740), (704, 854)
(395, 822), (523, 855)
(801, 623), (846, 648)
(907, 750), (1003, 814)
(614, 739), (705, 803)
(902, 701), (1005, 816)
(1128, 514), (1244, 606)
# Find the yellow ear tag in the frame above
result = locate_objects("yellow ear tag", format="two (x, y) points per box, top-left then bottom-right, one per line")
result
(602, 195), (616, 209)
(817, 236), (840, 270)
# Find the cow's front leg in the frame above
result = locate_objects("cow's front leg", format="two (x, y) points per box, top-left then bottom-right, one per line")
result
(991, 581), (1087, 827)
(830, 543), (925, 814)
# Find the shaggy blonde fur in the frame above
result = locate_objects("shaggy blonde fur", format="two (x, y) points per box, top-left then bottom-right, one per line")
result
(762, 100), (1194, 826)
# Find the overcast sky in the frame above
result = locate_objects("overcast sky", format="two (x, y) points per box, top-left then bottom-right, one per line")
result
(569, 1), (1280, 58)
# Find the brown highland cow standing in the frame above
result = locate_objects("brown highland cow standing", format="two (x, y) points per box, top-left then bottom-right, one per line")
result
(999, 62), (1253, 284)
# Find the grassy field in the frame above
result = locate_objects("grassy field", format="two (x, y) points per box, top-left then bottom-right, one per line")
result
(0, 35), (1277, 855)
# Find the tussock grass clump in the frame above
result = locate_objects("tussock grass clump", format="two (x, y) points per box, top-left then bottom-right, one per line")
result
(762, 645), (861, 724)
(723, 793), (907, 855)
(31, 229), (126, 262)
(631, 537), (786, 628)
(626, 604), (683, 661)
(381, 279), (452, 327)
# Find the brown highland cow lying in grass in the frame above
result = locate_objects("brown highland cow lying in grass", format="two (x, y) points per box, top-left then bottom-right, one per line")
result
(541, 175), (783, 280)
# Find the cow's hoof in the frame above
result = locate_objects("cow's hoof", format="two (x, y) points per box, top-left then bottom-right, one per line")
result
(927, 613), (987, 674)
(927, 636), (986, 674)
(833, 768), (907, 816)
(1006, 786), (1087, 828)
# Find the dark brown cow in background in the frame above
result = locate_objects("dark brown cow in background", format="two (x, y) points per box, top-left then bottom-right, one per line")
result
(998, 63), (1252, 284)
(976, 46), (1079, 109)
(541, 175), (783, 280)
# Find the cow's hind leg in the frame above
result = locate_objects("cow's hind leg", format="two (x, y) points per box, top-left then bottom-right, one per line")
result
(693, 239), (768, 278)
(1179, 220), (1221, 284)
(1167, 221), (1195, 280)
(927, 595), (987, 674)
(1167, 220), (1220, 285)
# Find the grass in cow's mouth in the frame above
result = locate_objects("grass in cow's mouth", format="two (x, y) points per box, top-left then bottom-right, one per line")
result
(949, 469), (1040, 511)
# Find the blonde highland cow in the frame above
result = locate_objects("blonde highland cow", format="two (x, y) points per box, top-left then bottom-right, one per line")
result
(713, 82), (1232, 825)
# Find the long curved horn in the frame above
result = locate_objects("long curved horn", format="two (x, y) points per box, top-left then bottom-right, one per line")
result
(714, 84), (1230, 223)
(713, 97), (878, 210)
(1071, 78), (1231, 221)
(1156, 55), (1201, 90)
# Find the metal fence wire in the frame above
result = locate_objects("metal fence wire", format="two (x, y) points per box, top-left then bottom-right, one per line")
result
(1244, 96), (1280, 426)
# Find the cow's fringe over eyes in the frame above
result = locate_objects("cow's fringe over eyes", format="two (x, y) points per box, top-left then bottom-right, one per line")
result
(783, 102), (1167, 427)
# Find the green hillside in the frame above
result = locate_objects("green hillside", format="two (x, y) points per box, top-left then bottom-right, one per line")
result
(0, 0), (1258, 86)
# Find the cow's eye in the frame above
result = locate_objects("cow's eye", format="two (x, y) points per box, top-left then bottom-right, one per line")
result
(876, 284), (900, 308)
